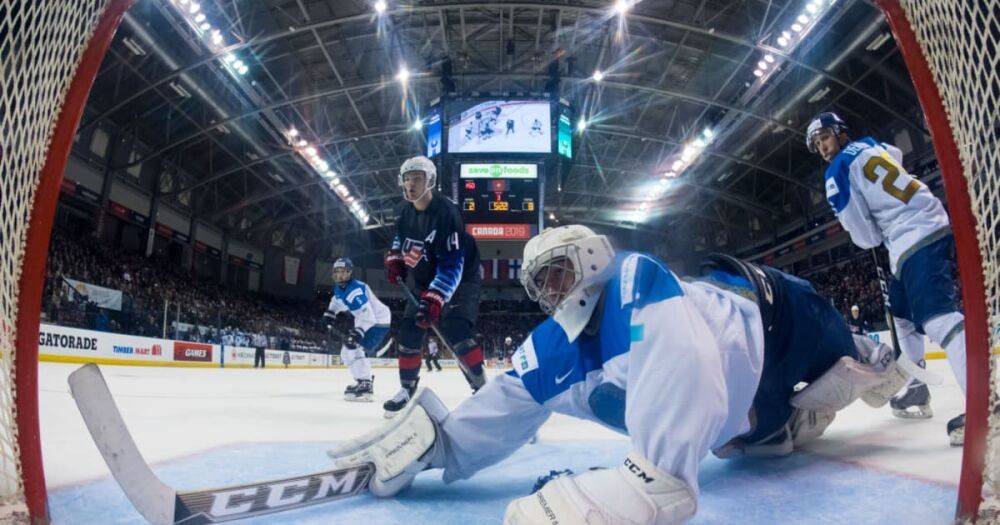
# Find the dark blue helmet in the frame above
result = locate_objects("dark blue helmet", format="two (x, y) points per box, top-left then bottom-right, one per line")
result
(806, 112), (849, 153)
(333, 257), (353, 271)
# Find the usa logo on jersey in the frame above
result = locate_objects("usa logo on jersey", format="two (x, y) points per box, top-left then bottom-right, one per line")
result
(402, 238), (426, 268)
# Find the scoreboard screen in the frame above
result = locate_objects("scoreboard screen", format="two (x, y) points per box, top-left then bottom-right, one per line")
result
(459, 163), (539, 240)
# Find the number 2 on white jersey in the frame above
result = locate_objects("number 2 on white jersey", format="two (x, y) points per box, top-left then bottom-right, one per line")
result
(862, 154), (920, 204)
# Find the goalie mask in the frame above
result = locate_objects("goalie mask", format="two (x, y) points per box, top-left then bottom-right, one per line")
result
(333, 257), (353, 285)
(521, 225), (615, 342)
(399, 155), (437, 202)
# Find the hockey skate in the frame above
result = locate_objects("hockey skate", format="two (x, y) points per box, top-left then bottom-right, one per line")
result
(383, 386), (413, 419)
(345, 378), (374, 403)
(948, 413), (965, 447)
(890, 380), (933, 419)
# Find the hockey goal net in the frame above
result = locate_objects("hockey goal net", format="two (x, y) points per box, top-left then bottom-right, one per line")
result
(874, 0), (1000, 521)
(1, 1), (133, 521)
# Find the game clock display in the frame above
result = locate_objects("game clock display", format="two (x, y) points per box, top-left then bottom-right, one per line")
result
(461, 178), (536, 220)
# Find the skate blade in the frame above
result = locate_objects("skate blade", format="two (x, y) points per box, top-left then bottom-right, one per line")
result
(892, 406), (933, 419)
(345, 396), (373, 403)
(383, 410), (401, 419)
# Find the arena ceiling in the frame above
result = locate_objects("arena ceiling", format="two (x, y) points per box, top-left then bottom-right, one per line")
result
(79, 0), (936, 259)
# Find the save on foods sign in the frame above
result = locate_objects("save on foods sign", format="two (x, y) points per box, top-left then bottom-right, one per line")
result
(460, 163), (537, 179)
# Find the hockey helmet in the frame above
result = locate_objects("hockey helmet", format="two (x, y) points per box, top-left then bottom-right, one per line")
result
(333, 257), (353, 284)
(399, 155), (437, 202)
(521, 225), (615, 342)
(806, 112), (849, 153)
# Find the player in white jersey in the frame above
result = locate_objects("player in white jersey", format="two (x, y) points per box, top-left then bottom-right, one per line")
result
(323, 258), (392, 402)
(807, 112), (967, 441)
(327, 226), (907, 523)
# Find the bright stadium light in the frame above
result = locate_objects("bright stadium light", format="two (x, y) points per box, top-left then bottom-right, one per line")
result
(374, 0), (387, 14)
(413, 119), (423, 130)
(297, 139), (307, 147)
(792, 23), (803, 32)
(797, 14), (810, 24)
(396, 66), (410, 83)
(702, 128), (714, 141)
(757, 60), (768, 70)
(777, 37), (789, 47)
(613, 0), (631, 15)
(753, 69), (764, 77)
(764, 54), (775, 63)
(199, 22), (210, 31)
(211, 30), (223, 45)
(577, 118), (587, 131)
(188, 2), (200, 14)
(592, 70), (605, 82)
(671, 159), (683, 171)
(288, 128), (299, 138)
(194, 13), (205, 23)
(305, 147), (317, 156)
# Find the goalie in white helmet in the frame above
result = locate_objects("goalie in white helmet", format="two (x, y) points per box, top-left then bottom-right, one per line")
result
(328, 225), (908, 523)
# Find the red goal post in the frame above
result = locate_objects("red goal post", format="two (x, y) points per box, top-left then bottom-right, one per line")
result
(874, 0), (998, 521)
(3, 1), (134, 522)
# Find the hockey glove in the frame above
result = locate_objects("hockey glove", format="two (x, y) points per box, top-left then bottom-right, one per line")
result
(415, 289), (445, 329)
(345, 328), (364, 349)
(333, 311), (355, 333)
(385, 250), (407, 284)
(327, 388), (450, 497)
(504, 452), (696, 525)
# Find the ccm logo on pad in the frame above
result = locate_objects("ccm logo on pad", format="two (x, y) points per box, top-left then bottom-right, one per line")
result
(174, 342), (213, 362)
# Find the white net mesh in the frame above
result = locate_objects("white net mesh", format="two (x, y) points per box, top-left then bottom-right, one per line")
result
(0, 0), (112, 515)
(890, 0), (1000, 520)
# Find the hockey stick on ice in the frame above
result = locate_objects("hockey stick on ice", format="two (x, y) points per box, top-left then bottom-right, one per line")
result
(68, 363), (374, 524)
(870, 250), (942, 386)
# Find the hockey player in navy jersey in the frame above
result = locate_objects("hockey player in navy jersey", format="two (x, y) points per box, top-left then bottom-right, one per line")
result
(382, 156), (486, 417)
(323, 258), (391, 402)
(328, 225), (907, 524)
(807, 112), (967, 442)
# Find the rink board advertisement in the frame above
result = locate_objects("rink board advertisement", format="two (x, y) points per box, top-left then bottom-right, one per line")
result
(38, 323), (189, 366)
(37, 324), (339, 368)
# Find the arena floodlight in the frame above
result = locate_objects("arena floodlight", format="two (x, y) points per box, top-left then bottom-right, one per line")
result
(413, 119), (423, 130)
(396, 66), (410, 83)
(577, 118), (587, 131)
(374, 0), (387, 14)
(592, 70), (604, 82)
(613, 0), (631, 15)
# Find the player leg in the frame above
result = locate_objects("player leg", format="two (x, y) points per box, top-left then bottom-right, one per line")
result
(348, 325), (389, 402)
(434, 355), (442, 371)
(341, 345), (373, 402)
(384, 314), (424, 418)
(425, 354), (433, 372)
(716, 267), (893, 457)
(886, 276), (933, 419)
(898, 234), (967, 443)
(439, 281), (486, 392)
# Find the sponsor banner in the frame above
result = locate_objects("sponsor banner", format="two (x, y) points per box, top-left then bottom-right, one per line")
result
(174, 341), (213, 362)
(224, 347), (329, 368)
(62, 277), (123, 310)
(155, 223), (190, 244)
(467, 223), (532, 240)
(108, 200), (148, 226)
(460, 163), (538, 179)
(38, 323), (178, 364)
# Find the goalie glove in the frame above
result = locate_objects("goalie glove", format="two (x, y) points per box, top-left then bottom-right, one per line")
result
(328, 388), (449, 497)
(504, 452), (696, 525)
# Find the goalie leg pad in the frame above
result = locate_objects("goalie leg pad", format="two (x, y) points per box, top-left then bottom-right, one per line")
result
(790, 356), (892, 412)
(503, 452), (696, 525)
(789, 408), (836, 447)
(328, 388), (450, 497)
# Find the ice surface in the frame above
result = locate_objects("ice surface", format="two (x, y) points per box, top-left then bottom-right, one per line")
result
(40, 360), (963, 523)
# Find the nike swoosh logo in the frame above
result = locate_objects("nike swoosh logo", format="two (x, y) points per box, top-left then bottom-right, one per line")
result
(555, 368), (574, 384)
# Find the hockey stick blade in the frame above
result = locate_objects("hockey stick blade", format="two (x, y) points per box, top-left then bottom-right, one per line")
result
(896, 355), (944, 386)
(69, 363), (375, 524)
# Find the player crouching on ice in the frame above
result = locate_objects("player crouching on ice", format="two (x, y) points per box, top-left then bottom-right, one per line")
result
(328, 226), (908, 523)
(323, 257), (391, 402)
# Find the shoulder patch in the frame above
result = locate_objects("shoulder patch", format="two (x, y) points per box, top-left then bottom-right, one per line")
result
(512, 339), (539, 376)
(346, 287), (364, 303)
(619, 253), (682, 308)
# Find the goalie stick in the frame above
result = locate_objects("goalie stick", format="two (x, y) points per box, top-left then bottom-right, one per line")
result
(68, 363), (374, 524)
(870, 249), (942, 386)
